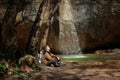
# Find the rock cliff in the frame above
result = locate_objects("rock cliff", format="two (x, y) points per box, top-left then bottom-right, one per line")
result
(47, 0), (120, 54)
(1, 0), (120, 54)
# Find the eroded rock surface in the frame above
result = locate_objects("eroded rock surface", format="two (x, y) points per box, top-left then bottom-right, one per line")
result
(47, 0), (120, 54)
(1, 0), (120, 54)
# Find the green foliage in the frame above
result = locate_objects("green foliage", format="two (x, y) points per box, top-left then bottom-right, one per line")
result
(0, 64), (8, 75)
(12, 66), (25, 78)
(12, 66), (20, 74)
(19, 72), (25, 77)
(28, 73), (33, 78)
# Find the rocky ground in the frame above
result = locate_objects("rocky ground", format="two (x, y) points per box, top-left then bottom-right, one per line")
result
(1, 59), (120, 80)
(1, 48), (120, 80)
(40, 60), (120, 80)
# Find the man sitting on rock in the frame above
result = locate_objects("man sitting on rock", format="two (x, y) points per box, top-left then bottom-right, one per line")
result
(42, 45), (61, 67)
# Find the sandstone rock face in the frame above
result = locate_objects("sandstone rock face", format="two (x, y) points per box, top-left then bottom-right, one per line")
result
(47, 0), (81, 54)
(47, 0), (120, 54)
(0, 1), (7, 22)
(1, 0), (120, 54)
(75, 0), (120, 50)
(16, 21), (32, 54)
(16, 0), (41, 54)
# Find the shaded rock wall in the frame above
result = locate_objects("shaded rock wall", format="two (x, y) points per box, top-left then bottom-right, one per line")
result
(0, 0), (7, 22)
(47, 0), (120, 54)
(47, 0), (81, 54)
(75, 0), (120, 50)
(1, 0), (120, 54)
(16, 21), (32, 54)
(0, 0), (40, 55)
(15, 0), (41, 54)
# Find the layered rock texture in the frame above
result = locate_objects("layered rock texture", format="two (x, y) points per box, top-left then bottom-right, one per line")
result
(1, 0), (120, 54)
(48, 0), (120, 54)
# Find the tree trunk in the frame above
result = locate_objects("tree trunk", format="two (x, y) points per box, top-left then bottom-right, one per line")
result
(26, 0), (60, 55)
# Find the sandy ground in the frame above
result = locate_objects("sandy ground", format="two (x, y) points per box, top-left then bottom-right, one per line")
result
(2, 59), (120, 80)
(2, 48), (120, 80)
(40, 60), (120, 80)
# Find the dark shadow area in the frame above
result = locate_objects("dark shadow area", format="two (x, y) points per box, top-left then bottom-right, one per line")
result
(82, 43), (120, 54)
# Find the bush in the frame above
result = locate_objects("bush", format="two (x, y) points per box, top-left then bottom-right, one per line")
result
(0, 64), (8, 76)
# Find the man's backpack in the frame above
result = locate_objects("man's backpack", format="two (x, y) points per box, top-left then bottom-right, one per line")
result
(37, 50), (43, 64)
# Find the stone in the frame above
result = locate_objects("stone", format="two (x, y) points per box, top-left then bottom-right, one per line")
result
(47, 0), (120, 54)
(16, 21), (32, 54)
(112, 72), (120, 77)
(98, 72), (111, 77)
(1, 0), (120, 54)
(63, 69), (80, 74)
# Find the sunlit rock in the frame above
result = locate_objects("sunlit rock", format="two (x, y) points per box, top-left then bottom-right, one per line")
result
(1, 0), (119, 54)
(48, 0), (120, 54)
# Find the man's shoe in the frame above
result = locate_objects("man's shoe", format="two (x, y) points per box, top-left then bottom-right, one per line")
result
(54, 64), (60, 67)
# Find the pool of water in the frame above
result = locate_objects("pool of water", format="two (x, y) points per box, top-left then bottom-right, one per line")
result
(62, 55), (86, 58)
(62, 54), (120, 61)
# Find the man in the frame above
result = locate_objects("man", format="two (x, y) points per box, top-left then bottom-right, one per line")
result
(42, 45), (61, 67)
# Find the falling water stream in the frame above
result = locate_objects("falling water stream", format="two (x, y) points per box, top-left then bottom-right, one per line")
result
(59, 0), (81, 55)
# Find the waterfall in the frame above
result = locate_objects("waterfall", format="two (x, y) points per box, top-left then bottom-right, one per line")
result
(59, 0), (81, 55)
